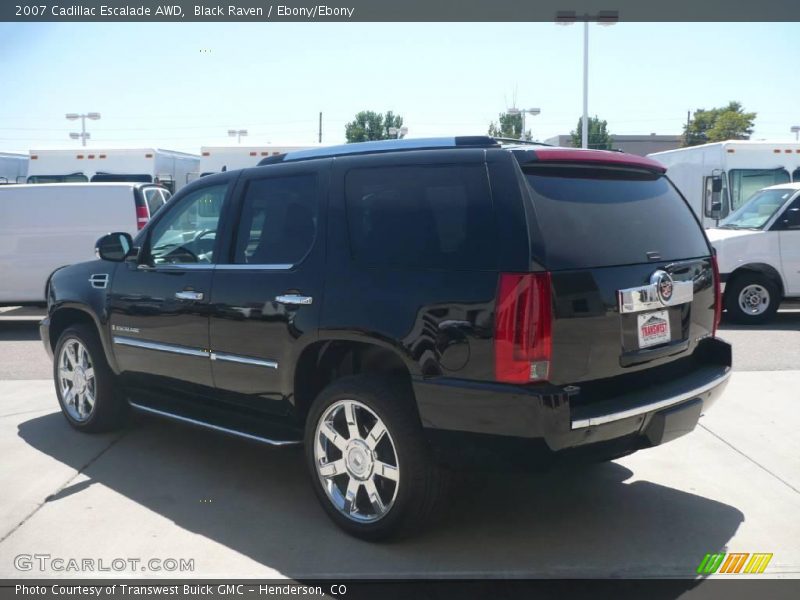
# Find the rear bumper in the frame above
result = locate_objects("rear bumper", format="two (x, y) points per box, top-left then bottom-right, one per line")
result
(414, 337), (731, 466)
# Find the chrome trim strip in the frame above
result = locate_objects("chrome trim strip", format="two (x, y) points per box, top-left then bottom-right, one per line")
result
(154, 264), (215, 271)
(571, 370), (731, 429)
(618, 279), (693, 314)
(216, 264), (294, 271)
(144, 263), (295, 272)
(128, 402), (300, 446)
(210, 352), (278, 369)
(112, 336), (209, 358)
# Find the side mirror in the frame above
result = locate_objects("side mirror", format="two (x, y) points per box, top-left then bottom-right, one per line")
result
(709, 176), (723, 219)
(95, 232), (133, 262)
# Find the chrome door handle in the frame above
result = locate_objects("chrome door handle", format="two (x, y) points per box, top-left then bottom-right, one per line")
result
(175, 290), (204, 301)
(275, 294), (313, 305)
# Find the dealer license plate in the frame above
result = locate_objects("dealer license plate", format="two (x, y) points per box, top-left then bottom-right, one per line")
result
(637, 310), (671, 348)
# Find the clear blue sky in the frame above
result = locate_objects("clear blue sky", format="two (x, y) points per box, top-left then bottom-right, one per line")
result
(0, 21), (797, 152)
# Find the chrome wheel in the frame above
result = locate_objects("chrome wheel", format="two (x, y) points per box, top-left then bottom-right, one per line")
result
(738, 284), (770, 316)
(313, 399), (400, 523)
(58, 339), (96, 422)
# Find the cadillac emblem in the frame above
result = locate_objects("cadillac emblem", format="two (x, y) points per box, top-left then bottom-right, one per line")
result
(650, 270), (674, 305)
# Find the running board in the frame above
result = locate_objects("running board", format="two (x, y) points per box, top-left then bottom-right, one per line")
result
(129, 401), (302, 447)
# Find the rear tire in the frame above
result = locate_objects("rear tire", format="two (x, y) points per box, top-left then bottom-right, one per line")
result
(304, 375), (447, 541)
(724, 274), (780, 325)
(54, 324), (128, 433)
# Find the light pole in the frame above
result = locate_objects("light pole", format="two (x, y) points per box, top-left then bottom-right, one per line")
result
(556, 10), (618, 149)
(507, 107), (541, 140)
(388, 126), (408, 139)
(791, 126), (800, 141)
(66, 112), (101, 147)
(228, 129), (248, 144)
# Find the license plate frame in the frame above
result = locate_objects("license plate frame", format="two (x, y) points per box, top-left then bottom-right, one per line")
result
(637, 310), (671, 348)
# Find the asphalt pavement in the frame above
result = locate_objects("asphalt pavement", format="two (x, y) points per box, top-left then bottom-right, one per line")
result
(0, 306), (798, 579)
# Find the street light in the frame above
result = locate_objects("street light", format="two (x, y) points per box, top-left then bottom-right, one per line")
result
(66, 112), (101, 147)
(228, 129), (248, 143)
(556, 10), (618, 148)
(507, 107), (541, 140)
(388, 126), (408, 139)
(791, 126), (800, 141)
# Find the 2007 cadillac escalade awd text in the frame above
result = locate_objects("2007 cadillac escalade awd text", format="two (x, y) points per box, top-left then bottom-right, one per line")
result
(40, 137), (731, 540)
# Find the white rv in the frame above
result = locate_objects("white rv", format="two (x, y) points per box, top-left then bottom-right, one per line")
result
(0, 151), (28, 184)
(648, 141), (800, 228)
(192, 145), (313, 179)
(0, 183), (166, 305)
(26, 148), (200, 192)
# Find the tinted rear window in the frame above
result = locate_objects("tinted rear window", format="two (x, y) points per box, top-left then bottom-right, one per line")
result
(345, 164), (495, 269)
(523, 165), (709, 269)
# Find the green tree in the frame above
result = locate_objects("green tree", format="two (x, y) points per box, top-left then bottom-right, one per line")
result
(488, 112), (532, 141)
(683, 102), (756, 146)
(570, 115), (612, 150)
(345, 110), (405, 143)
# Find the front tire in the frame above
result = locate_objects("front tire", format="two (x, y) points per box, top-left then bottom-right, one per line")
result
(724, 274), (780, 325)
(304, 375), (447, 541)
(54, 324), (128, 432)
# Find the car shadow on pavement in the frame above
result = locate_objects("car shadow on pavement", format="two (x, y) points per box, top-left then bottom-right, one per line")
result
(17, 411), (743, 585)
(0, 320), (42, 342)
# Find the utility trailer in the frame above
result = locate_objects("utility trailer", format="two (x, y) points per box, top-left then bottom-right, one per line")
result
(26, 148), (200, 192)
(191, 145), (313, 180)
(649, 140), (800, 227)
(0, 151), (28, 184)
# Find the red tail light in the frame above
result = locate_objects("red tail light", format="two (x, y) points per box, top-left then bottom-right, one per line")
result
(494, 272), (553, 384)
(711, 254), (722, 336)
(136, 205), (150, 230)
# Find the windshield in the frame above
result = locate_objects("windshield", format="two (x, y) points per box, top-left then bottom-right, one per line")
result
(718, 188), (796, 229)
(729, 168), (790, 211)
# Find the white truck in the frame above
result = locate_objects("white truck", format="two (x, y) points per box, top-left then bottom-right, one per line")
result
(0, 151), (28, 184)
(648, 141), (800, 228)
(0, 183), (168, 305)
(26, 148), (200, 193)
(192, 145), (313, 179)
(706, 183), (800, 324)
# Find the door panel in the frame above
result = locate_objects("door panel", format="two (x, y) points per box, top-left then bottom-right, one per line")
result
(779, 230), (800, 295)
(777, 199), (800, 295)
(109, 178), (232, 393)
(109, 266), (214, 388)
(209, 162), (328, 414)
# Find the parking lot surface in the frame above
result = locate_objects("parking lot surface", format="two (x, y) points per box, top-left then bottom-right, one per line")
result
(0, 308), (798, 579)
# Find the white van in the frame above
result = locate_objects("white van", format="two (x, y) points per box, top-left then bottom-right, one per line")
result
(649, 140), (800, 228)
(0, 183), (168, 305)
(706, 182), (800, 323)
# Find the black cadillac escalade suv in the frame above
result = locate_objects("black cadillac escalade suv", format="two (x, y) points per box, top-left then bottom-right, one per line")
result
(40, 137), (731, 540)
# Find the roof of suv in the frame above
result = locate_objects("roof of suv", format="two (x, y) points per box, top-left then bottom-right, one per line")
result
(257, 136), (666, 173)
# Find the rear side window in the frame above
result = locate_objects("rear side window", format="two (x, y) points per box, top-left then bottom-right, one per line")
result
(345, 164), (494, 269)
(523, 165), (709, 270)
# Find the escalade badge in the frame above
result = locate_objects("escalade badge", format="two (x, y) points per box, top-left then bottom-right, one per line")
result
(650, 270), (674, 305)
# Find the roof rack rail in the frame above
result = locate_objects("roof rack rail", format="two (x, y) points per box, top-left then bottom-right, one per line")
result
(257, 136), (500, 166)
(494, 137), (553, 147)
